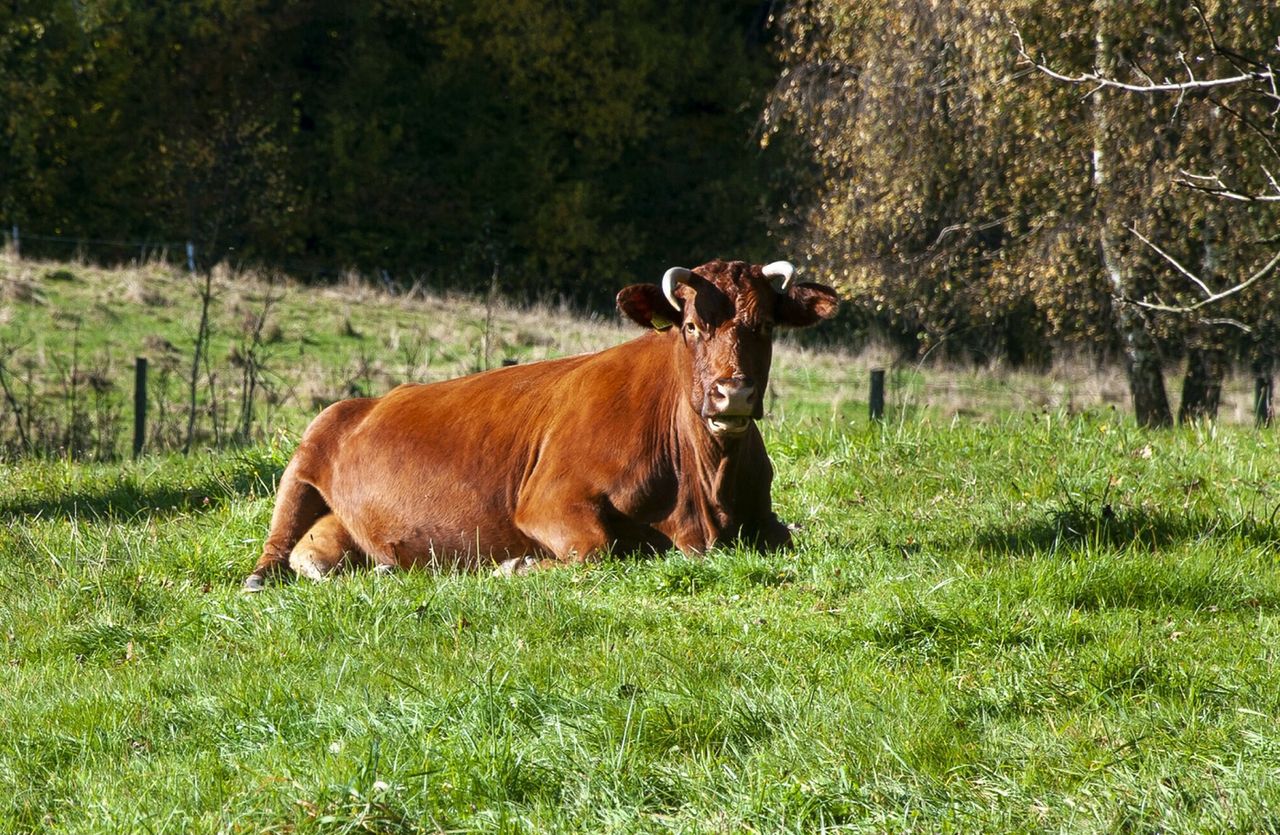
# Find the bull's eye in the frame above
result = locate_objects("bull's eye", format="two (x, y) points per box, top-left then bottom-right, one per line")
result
(683, 321), (700, 339)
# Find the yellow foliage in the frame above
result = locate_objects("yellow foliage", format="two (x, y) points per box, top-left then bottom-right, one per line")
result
(766, 0), (1280, 361)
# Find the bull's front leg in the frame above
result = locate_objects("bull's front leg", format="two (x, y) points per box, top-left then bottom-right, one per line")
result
(749, 512), (794, 552)
(707, 504), (792, 554)
(245, 461), (331, 591)
(667, 512), (791, 555)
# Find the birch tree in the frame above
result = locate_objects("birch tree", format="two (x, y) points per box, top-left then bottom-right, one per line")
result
(766, 0), (1280, 424)
(1088, 0), (1172, 426)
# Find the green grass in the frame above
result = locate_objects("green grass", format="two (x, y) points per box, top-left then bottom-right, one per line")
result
(7, 255), (1280, 830)
(5, 412), (1280, 832)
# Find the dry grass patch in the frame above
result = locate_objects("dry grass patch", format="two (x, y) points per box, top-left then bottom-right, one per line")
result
(0, 275), (43, 305)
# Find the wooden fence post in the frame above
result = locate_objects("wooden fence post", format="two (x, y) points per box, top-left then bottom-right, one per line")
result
(869, 368), (886, 421)
(133, 357), (148, 458)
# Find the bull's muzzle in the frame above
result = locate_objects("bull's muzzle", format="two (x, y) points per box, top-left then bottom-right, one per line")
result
(705, 376), (756, 437)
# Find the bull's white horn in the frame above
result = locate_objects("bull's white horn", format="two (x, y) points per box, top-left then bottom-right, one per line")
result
(762, 260), (795, 292)
(662, 266), (692, 310)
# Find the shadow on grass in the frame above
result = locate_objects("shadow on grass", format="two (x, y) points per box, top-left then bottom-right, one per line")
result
(0, 452), (283, 522)
(971, 502), (1280, 557)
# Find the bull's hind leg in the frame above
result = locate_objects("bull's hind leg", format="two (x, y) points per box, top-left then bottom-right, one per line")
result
(244, 460), (330, 591)
(492, 555), (558, 577)
(289, 513), (364, 581)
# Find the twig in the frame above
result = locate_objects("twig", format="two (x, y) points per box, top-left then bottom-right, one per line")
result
(911, 216), (1011, 263)
(1176, 170), (1280, 202)
(237, 277), (284, 443)
(66, 319), (81, 456)
(0, 345), (32, 454)
(482, 261), (499, 372)
(1198, 317), (1253, 333)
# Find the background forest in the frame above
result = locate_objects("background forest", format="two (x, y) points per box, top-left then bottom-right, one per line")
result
(3, 0), (1280, 426)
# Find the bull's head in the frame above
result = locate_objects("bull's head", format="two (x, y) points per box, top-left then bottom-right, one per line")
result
(617, 259), (839, 439)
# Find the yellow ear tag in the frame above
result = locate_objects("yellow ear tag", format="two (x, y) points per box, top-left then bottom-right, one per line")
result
(651, 315), (674, 331)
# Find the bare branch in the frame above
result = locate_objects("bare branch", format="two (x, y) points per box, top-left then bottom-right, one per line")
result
(1029, 62), (1270, 95)
(1012, 18), (1280, 330)
(1175, 169), (1280, 202)
(909, 216), (1010, 263)
(1126, 249), (1280, 314)
(1127, 224), (1216, 297)
(1013, 27), (1277, 97)
(0, 348), (32, 454)
(1203, 93), (1280, 159)
(1198, 317), (1254, 333)
(1192, 4), (1271, 77)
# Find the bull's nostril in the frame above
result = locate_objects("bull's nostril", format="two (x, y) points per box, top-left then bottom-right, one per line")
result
(710, 378), (756, 415)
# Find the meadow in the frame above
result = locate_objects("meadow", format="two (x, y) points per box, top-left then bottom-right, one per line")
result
(4, 257), (1280, 831)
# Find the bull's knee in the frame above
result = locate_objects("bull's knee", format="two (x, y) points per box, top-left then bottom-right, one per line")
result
(288, 514), (360, 582)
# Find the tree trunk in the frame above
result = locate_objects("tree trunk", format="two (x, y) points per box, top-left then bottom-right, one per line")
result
(1178, 345), (1226, 423)
(1255, 357), (1274, 427)
(1113, 303), (1173, 427)
(1178, 219), (1227, 424)
(1091, 1), (1172, 427)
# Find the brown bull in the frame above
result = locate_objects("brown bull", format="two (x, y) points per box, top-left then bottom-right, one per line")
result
(244, 259), (838, 590)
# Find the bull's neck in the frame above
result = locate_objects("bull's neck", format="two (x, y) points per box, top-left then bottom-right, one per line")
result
(663, 338), (753, 546)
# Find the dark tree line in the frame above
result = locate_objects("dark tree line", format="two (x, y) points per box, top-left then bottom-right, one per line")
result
(1, 0), (779, 307)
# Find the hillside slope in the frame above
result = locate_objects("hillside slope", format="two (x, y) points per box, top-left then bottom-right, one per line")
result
(0, 254), (859, 460)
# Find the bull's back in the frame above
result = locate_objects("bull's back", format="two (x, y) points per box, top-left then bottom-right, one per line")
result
(314, 355), (594, 564)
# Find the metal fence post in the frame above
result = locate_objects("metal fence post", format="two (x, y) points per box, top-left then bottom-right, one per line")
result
(186, 241), (196, 274)
(10, 225), (18, 258)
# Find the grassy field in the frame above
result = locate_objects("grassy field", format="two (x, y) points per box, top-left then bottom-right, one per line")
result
(5, 256), (1280, 831)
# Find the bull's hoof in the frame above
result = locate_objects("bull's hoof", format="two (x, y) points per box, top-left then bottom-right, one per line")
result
(242, 573), (267, 593)
(493, 556), (539, 577)
(289, 553), (331, 582)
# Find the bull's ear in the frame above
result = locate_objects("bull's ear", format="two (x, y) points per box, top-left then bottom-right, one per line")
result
(617, 284), (680, 330)
(776, 282), (840, 328)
